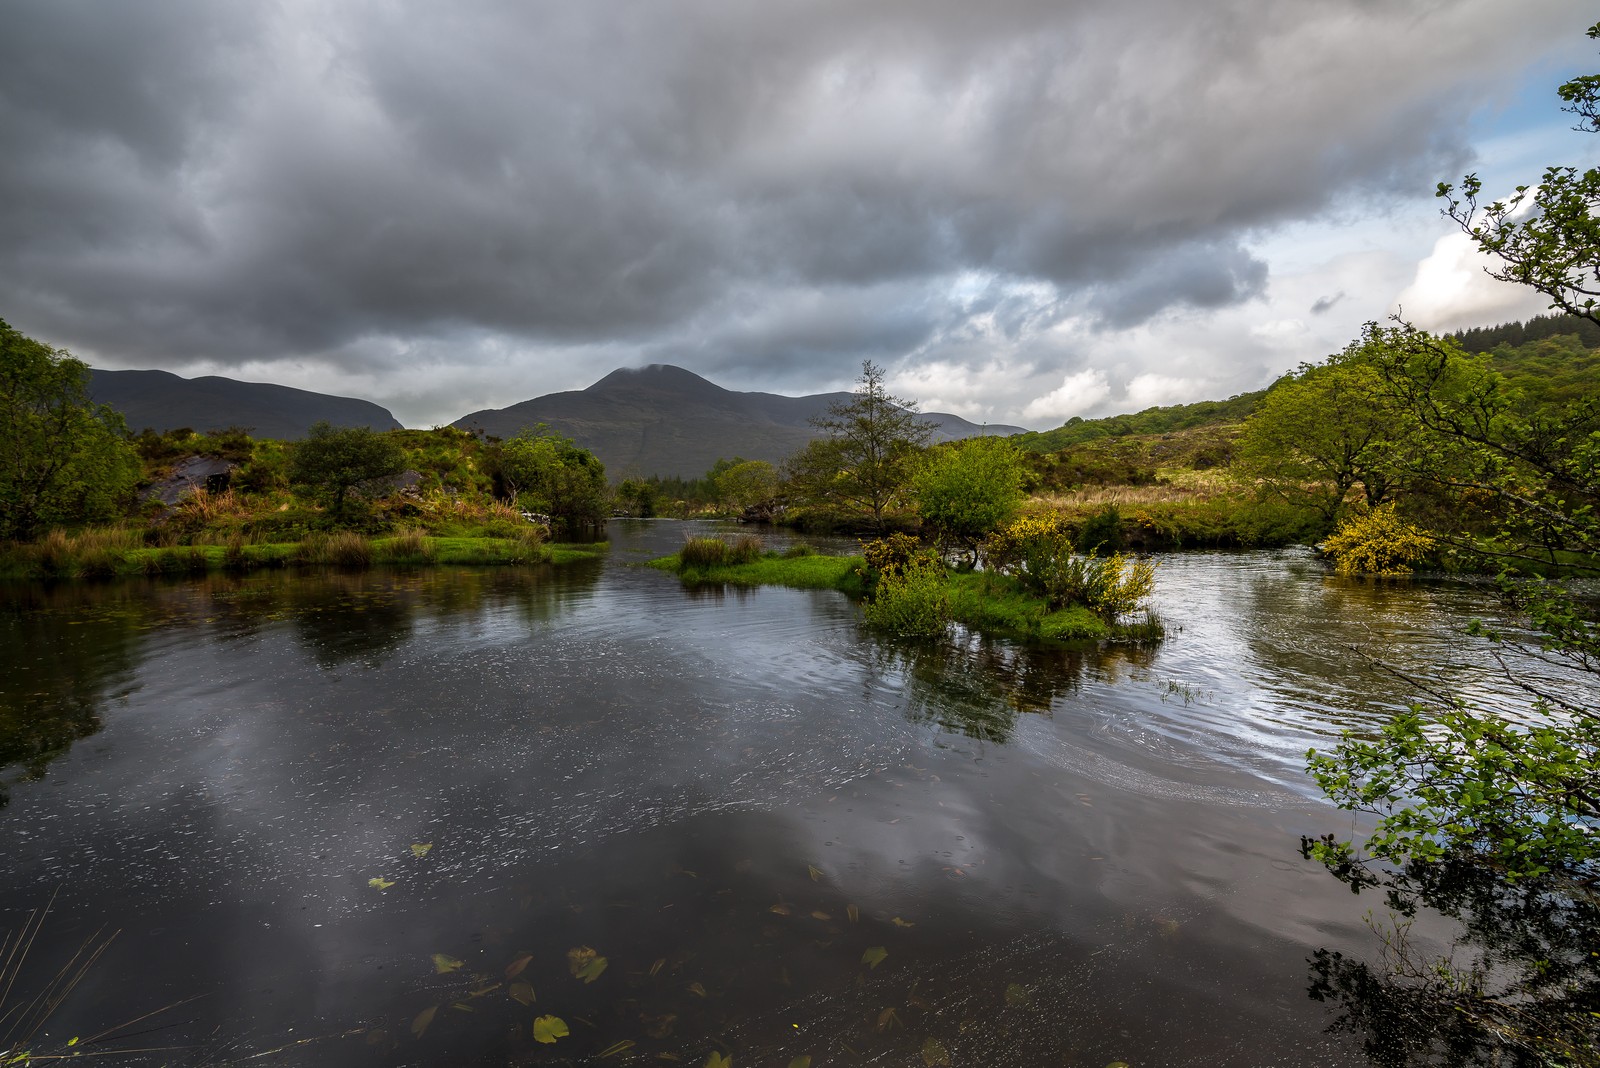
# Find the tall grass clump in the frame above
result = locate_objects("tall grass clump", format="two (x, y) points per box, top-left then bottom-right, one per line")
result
(679, 536), (731, 569)
(324, 531), (372, 568)
(388, 527), (437, 563)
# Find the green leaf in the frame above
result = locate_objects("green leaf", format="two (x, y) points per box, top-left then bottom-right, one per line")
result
(861, 946), (888, 969)
(705, 1053), (731, 1068)
(368, 876), (394, 890)
(533, 1015), (569, 1044)
(576, 956), (608, 983)
(410, 843), (433, 857)
(788, 1058), (812, 1068)
(508, 981), (536, 1006)
(432, 953), (464, 974)
(921, 1037), (951, 1065)
(410, 1005), (438, 1039)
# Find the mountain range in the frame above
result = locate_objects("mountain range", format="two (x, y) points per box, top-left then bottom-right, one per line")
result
(453, 364), (1022, 477)
(89, 363), (1022, 478)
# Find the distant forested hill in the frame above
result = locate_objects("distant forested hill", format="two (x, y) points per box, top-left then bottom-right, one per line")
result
(91, 368), (403, 439)
(1452, 312), (1600, 353)
(1012, 390), (1267, 453)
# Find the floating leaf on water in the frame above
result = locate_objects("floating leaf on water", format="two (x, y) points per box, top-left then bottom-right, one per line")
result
(649, 957), (666, 977)
(788, 1058), (812, 1068)
(687, 981), (708, 998)
(410, 843), (432, 857)
(861, 946), (888, 969)
(469, 983), (501, 998)
(410, 1005), (437, 1039)
(1104, 1063), (1131, 1068)
(66, 1038), (79, 1048)
(451, 1002), (474, 1012)
(576, 956), (609, 984)
(846, 904), (859, 923)
(505, 953), (533, 979)
(810, 910), (831, 921)
(567, 945), (598, 977)
(508, 981), (536, 1006)
(532, 1015), (570, 1044)
(432, 953), (464, 974)
(599, 1039), (637, 1057)
(769, 903), (791, 916)
(644, 1013), (678, 1039)
(705, 1053), (732, 1068)
(368, 876), (395, 890)
(657, 1055), (682, 1062)
(807, 865), (823, 881)
(1004, 983), (1031, 1008)
(891, 917), (915, 928)
(876, 1007), (901, 1032)
(920, 1037), (951, 1066)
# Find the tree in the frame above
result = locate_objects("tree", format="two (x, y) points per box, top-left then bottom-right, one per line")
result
(1234, 358), (1408, 523)
(493, 427), (607, 530)
(288, 421), (406, 514)
(788, 361), (933, 530)
(714, 459), (780, 512)
(1301, 29), (1600, 1056)
(910, 436), (1025, 562)
(0, 320), (140, 540)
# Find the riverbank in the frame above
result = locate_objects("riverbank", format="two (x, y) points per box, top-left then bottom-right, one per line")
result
(649, 549), (1161, 643)
(0, 530), (606, 580)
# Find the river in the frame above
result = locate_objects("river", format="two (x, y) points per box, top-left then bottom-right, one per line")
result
(0, 521), (1580, 1066)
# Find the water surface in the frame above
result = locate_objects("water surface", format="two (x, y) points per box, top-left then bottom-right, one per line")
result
(1, 523), (1579, 1065)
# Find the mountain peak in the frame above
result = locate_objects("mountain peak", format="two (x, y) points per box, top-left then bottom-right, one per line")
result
(588, 364), (724, 396)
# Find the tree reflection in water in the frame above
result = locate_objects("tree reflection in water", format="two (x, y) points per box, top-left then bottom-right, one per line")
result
(878, 627), (1155, 743)
(1303, 848), (1600, 1066)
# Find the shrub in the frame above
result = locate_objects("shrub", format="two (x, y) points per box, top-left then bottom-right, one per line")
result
(861, 533), (929, 575)
(1076, 503), (1125, 553)
(863, 559), (951, 637)
(983, 512), (1155, 619)
(1321, 503), (1436, 575)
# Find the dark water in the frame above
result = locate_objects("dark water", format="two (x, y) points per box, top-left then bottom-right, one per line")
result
(0, 523), (1582, 1066)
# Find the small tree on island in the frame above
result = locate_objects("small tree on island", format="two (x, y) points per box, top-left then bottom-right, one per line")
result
(787, 361), (932, 530)
(910, 436), (1026, 565)
(288, 422), (406, 515)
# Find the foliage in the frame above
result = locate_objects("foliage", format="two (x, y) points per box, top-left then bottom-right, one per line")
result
(615, 477), (659, 517)
(1304, 35), (1600, 1061)
(0, 320), (141, 540)
(910, 437), (1025, 558)
(288, 421), (406, 514)
(862, 558), (951, 637)
(860, 533), (934, 577)
(492, 426), (608, 530)
(1453, 311), (1600, 355)
(786, 361), (932, 530)
(1320, 503), (1437, 576)
(982, 513), (1155, 620)
(714, 459), (780, 510)
(1234, 359), (1407, 521)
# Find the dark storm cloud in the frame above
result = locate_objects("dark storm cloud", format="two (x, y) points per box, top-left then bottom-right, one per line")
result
(1311, 292), (1347, 315)
(0, 0), (1581, 415)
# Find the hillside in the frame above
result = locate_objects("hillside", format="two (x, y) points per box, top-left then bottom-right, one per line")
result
(453, 364), (1023, 478)
(1013, 389), (1267, 453)
(91, 368), (402, 439)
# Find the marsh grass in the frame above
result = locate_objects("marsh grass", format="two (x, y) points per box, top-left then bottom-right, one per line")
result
(0, 890), (199, 1064)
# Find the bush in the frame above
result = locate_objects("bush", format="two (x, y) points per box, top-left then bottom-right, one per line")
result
(983, 512), (1156, 620)
(1321, 503), (1436, 575)
(861, 533), (929, 575)
(863, 559), (951, 637)
(782, 542), (815, 558)
(1076, 504), (1125, 553)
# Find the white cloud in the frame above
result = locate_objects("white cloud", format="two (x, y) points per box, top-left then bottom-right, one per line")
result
(1394, 229), (1553, 333)
(1125, 373), (1208, 410)
(1022, 369), (1112, 423)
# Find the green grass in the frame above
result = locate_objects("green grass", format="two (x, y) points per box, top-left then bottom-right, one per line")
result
(0, 535), (607, 579)
(650, 550), (868, 595)
(651, 550), (1160, 644)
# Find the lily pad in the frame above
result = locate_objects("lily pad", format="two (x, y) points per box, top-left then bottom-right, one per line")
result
(532, 1015), (569, 1044)
(861, 946), (888, 969)
(508, 981), (536, 1006)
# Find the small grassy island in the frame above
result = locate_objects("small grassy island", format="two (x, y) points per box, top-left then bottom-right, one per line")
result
(651, 526), (1163, 645)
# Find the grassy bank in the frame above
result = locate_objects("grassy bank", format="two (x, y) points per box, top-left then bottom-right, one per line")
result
(650, 547), (1159, 644)
(0, 527), (606, 580)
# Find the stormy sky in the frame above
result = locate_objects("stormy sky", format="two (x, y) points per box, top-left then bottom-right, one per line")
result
(1, 1), (1594, 428)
